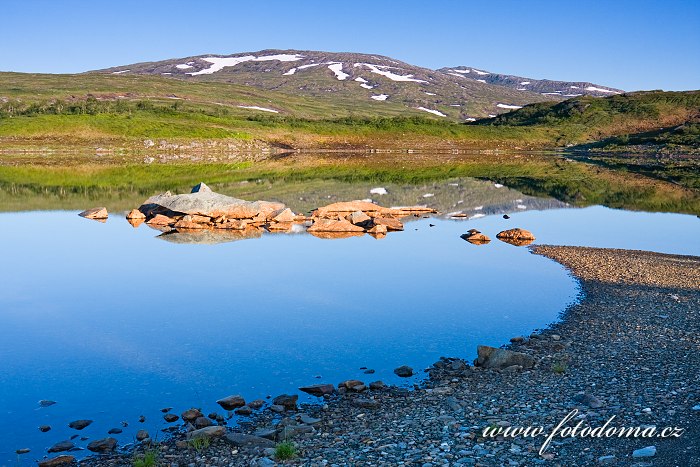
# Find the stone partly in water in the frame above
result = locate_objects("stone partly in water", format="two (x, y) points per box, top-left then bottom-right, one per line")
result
(39, 425), (52, 432)
(48, 441), (74, 453)
(299, 384), (336, 397)
(186, 426), (226, 440)
(16, 448), (30, 455)
(475, 345), (537, 370)
(372, 217), (404, 231)
(87, 437), (118, 453)
(307, 218), (365, 233)
(216, 395), (246, 410)
(126, 209), (146, 220)
(181, 408), (203, 423)
(78, 207), (108, 220)
(38, 455), (75, 467)
(272, 394), (299, 411)
(68, 419), (93, 430)
(107, 428), (123, 434)
(38, 400), (57, 408)
(136, 430), (149, 442)
(393, 365), (414, 377)
(461, 232), (491, 244)
(496, 228), (535, 246)
(163, 413), (179, 423)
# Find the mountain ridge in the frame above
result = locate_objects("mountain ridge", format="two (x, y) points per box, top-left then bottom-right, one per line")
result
(91, 49), (622, 119)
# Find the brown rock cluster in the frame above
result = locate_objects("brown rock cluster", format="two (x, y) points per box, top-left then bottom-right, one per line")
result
(118, 183), (437, 242)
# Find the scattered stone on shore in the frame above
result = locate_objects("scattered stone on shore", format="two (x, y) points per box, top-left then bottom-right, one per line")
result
(38, 455), (75, 467)
(299, 384), (336, 397)
(135, 430), (149, 442)
(78, 207), (108, 220)
(632, 446), (657, 458)
(248, 399), (265, 410)
(272, 394), (298, 411)
(86, 437), (117, 453)
(39, 400), (57, 407)
(574, 392), (605, 408)
(39, 425), (52, 432)
(393, 365), (414, 377)
(48, 441), (74, 453)
(186, 426), (226, 440)
(216, 395), (246, 410)
(475, 345), (536, 370)
(225, 433), (276, 448)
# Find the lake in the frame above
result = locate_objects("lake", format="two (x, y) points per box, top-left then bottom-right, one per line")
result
(0, 176), (698, 463)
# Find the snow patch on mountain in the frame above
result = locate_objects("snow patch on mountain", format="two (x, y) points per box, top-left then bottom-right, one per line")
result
(417, 107), (446, 117)
(176, 64), (193, 69)
(371, 94), (388, 101)
(586, 86), (620, 94)
(355, 63), (428, 83)
(238, 105), (279, 113)
(328, 63), (349, 80)
(112, 70), (130, 74)
(497, 103), (523, 109)
(189, 54), (304, 76)
(472, 69), (489, 75)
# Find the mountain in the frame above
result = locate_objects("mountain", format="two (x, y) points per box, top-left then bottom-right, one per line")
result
(438, 66), (624, 98)
(92, 49), (621, 119)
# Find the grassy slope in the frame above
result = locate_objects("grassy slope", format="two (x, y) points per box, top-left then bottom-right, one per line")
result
(479, 90), (700, 148)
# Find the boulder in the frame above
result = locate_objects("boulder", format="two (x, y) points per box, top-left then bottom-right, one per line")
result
(299, 384), (336, 397)
(141, 186), (285, 220)
(372, 217), (404, 231)
(38, 456), (75, 467)
(393, 366), (414, 377)
(16, 448), (30, 454)
(39, 425), (51, 432)
(271, 208), (296, 223)
(126, 209), (146, 220)
(186, 426), (226, 440)
(313, 201), (391, 218)
(307, 218), (365, 233)
(86, 437), (117, 453)
(107, 428), (122, 434)
(272, 394), (298, 411)
(181, 408), (203, 423)
(367, 224), (388, 235)
(48, 441), (74, 453)
(475, 345), (536, 370)
(146, 214), (175, 226)
(235, 406), (253, 416)
(247, 399), (265, 410)
(163, 413), (179, 423)
(217, 395), (246, 410)
(225, 433), (275, 448)
(347, 210), (372, 226)
(68, 419), (93, 430)
(338, 379), (364, 390)
(136, 430), (149, 441)
(496, 228), (535, 241)
(195, 416), (213, 428)
(78, 207), (108, 220)
(369, 381), (385, 390)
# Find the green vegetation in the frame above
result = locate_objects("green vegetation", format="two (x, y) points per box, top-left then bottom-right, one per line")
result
(479, 91), (700, 148)
(551, 360), (568, 375)
(187, 436), (211, 453)
(275, 441), (297, 460)
(132, 447), (159, 467)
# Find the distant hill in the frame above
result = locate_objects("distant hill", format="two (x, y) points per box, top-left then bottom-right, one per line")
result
(91, 49), (622, 119)
(437, 66), (624, 97)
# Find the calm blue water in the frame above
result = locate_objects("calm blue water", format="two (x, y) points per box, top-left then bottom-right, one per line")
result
(0, 205), (698, 464)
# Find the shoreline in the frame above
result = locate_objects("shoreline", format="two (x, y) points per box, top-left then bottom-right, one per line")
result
(67, 245), (700, 466)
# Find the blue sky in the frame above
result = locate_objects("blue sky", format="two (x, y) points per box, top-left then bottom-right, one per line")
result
(2, 0), (698, 91)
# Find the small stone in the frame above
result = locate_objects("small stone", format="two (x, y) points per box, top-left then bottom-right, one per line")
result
(136, 430), (149, 441)
(138, 415), (146, 423)
(39, 425), (52, 432)
(181, 408), (203, 422)
(48, 441), (74, 453)
(107, 428), (122, 434)
(235, 406), (253, 416)
(573, 393), (604, 409)
(273, 394), (298, 410)
(164, 413), (179, 423)
(186, 426), (226, 440)
(78, 207), (108, 220)
(247, 399), (265, 410)
(39, 400), (57, 408)
(16, 448), (30, 454)
(225, 433), (276, 448)
(598, 455), (616, 464)
(299, 384), (336, 397)
(369, 381), (385, 390)
(632, 446), (656, 458)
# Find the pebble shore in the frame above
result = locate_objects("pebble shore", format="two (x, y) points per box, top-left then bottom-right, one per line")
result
(70, 246), (699, 466)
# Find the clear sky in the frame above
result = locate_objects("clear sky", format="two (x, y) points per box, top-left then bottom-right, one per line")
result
(2, 0), (698, 91)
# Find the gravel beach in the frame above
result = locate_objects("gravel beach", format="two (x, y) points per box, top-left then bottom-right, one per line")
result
(73, 246), (699, 467)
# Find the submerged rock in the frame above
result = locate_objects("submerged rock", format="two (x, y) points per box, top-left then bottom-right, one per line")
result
(394, 365), (414, 377)
(39, 425), (51, 432)
(68, 420), (93, 430)
(38, 400), (57, 408)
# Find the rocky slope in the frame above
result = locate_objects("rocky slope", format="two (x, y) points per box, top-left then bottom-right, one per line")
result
(92, 49), (621, 119)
